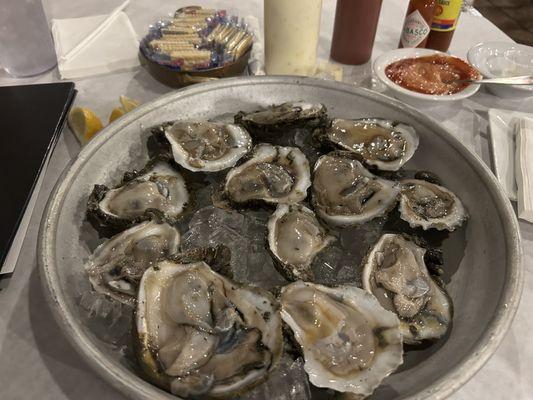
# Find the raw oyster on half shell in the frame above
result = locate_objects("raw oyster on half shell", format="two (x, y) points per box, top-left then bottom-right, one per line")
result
(312, 152), (400, 227)
(399, 179), (467, 231)
(151, 120), (252, 172)
(280, 281), (403, 398)
(84, 220), (180, 306)
(362, 234), (453, 344)
(319, 118), (419, 171)
(221, 143), (311, 206)
(135, 259), (283, 398)
(87, 159), (188, 233)
(267, 204), (334, 281)
(234, 102), (328, 135)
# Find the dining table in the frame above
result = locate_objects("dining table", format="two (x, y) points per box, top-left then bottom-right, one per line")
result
(0, 0), (532, 399)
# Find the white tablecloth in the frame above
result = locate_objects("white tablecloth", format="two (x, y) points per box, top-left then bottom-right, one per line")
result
(0, 1), (532, 399)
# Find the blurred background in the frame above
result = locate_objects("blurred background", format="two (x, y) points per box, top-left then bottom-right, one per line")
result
(474, 0), (533, 45)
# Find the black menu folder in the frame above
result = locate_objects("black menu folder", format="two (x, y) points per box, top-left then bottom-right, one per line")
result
(0, 82), (76, 278)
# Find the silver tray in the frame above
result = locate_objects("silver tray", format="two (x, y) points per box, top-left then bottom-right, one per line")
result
(38, 76), (522, 400)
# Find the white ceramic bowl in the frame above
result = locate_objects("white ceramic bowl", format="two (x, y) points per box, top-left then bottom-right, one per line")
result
(467, 41), (533, 98)
(373, 48), (480, 107)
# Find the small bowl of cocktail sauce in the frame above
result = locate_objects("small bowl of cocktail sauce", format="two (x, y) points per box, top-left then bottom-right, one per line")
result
(373, 48), (482, 106)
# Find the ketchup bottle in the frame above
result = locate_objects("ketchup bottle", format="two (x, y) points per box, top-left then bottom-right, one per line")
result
(426, 0), (463, 52)
(330, 0), (383, 65)
(399, 0), (436, 48)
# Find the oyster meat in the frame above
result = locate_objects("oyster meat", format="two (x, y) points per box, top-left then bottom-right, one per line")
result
(87, 160), (188, 232)
(234, 102), (328, 135)
(362, 234), (452, 343)
(267, 204), (334, 281)
(153, 121), (252, 172)
(222, 143), (311, 205)
(84, 220), (180, 306)
(312, 152), (400, 227)
(281, 281), (403, 398)
(320, 118), (419, 171)
(399, 179), (467, 231)
(136, 260), (283, 398)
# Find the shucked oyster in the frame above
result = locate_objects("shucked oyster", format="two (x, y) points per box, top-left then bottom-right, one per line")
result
(399, 179), (467, 231)
(362, 234), (452, 344)
(136, 260), (282, 398)
(312, 152), (400, 227)
(234, 102), (328, 135)
(281, 281), (403, 398)
(152, 121), (252, 172)
(267, 204), (334, 281)
(87, 159), (188, 233)
(221, 143), (311, 206)
(319, 118), (419, 171)
(84, 220), (180, 306)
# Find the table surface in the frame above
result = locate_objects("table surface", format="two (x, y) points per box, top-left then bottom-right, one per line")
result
(0, 1), (532, 399)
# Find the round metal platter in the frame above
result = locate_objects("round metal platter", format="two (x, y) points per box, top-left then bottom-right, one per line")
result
(38, 76), (523, 400)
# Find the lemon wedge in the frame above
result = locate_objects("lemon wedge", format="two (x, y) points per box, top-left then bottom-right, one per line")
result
(108, 107), (126, 123)
(119, 95), (140, 112)
(68, 107), (104, 144)
(108, 95), (141, 123)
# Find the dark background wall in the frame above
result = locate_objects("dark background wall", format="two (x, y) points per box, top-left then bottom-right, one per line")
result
(474, 0), (533, 45)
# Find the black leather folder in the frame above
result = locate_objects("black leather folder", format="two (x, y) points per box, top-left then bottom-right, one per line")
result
(0, 82), (76, 276)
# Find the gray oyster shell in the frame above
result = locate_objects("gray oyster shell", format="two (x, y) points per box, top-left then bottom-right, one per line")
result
(319, 118), (419, 171)
(267, 204), (334, 281)
(151, 120), (252, 172)
(234, 102), (328, 136)
(84, 220), (180, 307)
(135, 260), (282, 398)
(399, 179), (468, 231)
(221, 143), (311, 207)
(312, 151), (400, 227)
(87, 159), (188, 234)
(362, 234), (453, 344)
(280, 281), (403, 397)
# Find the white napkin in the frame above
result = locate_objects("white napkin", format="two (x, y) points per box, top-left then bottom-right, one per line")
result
(515, 116), (533, 223)
(51, 11), (140, 79)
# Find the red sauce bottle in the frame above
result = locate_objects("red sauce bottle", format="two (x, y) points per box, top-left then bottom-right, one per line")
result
(399, 0), (437, 48)
(330, 0), (383, 65)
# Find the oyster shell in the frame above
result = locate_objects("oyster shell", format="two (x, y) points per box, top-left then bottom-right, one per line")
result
(136, 260), (283, 398)
(222, 143), (311, 206)
(281, 281), (403, 397)
(312, 152), (400, 227)
(362, 234), (452, 344)
(84, 220), (180, 307)
(399, 179), (467, 231)
(87, 160), (188, 233)
(320, 118), (419, 171)
(267, 204), (334, 281)
(234, 102), (328, 135)
(152, 121), (252, 172)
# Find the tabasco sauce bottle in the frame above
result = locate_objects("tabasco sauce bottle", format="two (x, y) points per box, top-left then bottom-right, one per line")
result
(399, 0), (437, 48)
(426, 0), (463, 52)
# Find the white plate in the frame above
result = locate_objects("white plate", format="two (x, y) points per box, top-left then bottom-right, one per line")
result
(488, 108), (533, 201)
(373, 48), (480, 107)
(468, 42), (533, 98)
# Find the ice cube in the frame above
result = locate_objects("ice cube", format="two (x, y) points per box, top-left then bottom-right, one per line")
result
(78, 290), (132, 346)
(311, 245), (361, 287)
(182, 206), (285, 288)
(240, 357), (311, 400)
(241, 244), (287, 289)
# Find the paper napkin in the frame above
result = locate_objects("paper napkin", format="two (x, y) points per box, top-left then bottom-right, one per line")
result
(51, 11), (140, 79)
(515, 116), (533, 223)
